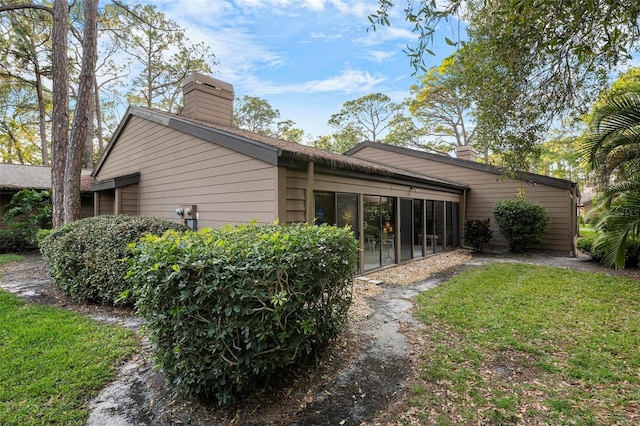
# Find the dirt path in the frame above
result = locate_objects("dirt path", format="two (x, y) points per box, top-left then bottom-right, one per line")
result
(1, 250), (638, 425)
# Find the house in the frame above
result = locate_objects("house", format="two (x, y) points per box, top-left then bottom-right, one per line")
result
(91, 73), (578, 274)
(0, 163), (94, 221)
(345, 142), (579, 255)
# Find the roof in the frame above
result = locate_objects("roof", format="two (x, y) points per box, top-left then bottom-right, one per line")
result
(94, 106), (469, 193)
(0, 163), (94, 193)
(345, 141), (577, 191)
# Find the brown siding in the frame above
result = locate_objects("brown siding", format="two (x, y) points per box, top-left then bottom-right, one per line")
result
(98, 189), (115, 215)
(120, 184), (139, 215)
(94, 116), (278, 228)
(351, 146), (575, 254)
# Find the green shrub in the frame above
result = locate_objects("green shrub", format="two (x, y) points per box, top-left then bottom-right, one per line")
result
(578, 235), (640, 267)
(0, 228), (30, 253)
(127, 222), (359, 405)
(493, 198), (550, 252)
(463, 218), (493, 253)
(39, 215), (186, 304)
(2, 189), (52, 246)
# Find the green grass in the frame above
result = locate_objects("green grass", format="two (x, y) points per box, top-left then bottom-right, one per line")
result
(400, 263), (640, 425)
(0, 254), (138, 425)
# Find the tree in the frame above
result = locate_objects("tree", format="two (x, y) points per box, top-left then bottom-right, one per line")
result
(1, 0), (95, 227)
(233, 95), (305, 141)
(408, 55), (473, 154)
(107, 4), (216, 113)
(234, 95), (280, 134)
(0, 6), (53, 165)
(370, 0), (640, 170)
(311, 128), (360, 153)
(328, 93), (400, 142)
(579, 94), (640, 268)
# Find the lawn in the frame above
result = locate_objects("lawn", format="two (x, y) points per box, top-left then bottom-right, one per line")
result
(399, 263), (640, 425)
(0, 255), (138, 425)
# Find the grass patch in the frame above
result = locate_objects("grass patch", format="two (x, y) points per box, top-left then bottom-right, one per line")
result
(0, 254), (25, 267)
(399, 263), (640, 425)
(0, 255), (138, 425)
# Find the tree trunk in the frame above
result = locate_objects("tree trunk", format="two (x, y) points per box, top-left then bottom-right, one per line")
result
(93, 73), (104, 156)
(51, 0), (69, 228)
(35, 69), (49, 166)
(64, 0), (97, 224)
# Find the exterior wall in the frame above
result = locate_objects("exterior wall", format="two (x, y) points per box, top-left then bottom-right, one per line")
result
(351, 146), (576, 254)
(119, 184), (139, 215)
(93, 116), (278, 228)
(284, 168), (462, 223)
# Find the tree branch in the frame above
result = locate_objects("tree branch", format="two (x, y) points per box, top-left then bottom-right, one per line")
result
(0, 4), (52, 14)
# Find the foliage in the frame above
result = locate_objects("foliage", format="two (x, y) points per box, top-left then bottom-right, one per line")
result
(493, 197), (550, 252)
(2, 189), (52, 246)
(328, 93), (400, 143)
(127, 223), (358, 405)
(579, 94), (640, 268)
(38, 214), (186, 305)
(0, 288), (136, 425)
(580, 94), (640, 185)
(105, 3), (217, 113)
(463, 218), (493, 253)
(409, 263), (640, 424)
(370, 0), (640, 171)
(311, 128), (360, 153)
(233, 95), (304, 142)
(408, 55), (474, 154)
(0, 228), (29, 254)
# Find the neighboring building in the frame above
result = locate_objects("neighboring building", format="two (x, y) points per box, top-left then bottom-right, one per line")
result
(91, 73), (578, 274)
(345, 142), (579, 255)
(0, 163), (94, 222)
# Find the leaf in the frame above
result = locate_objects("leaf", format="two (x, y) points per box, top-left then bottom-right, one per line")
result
(444, 37), (456, 46)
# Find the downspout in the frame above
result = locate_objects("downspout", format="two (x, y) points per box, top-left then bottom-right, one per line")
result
(305, 160), (314, 224)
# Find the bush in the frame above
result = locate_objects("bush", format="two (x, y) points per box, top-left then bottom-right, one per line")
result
(0, 228), (30, 253)
(2, 189), (52, 246)
(493, 197), (550, 252)
(464, 218), (493, 253)
(578, 235), (640, 267)
(39, 215), (186, 304)
(127, 222), (359, 405)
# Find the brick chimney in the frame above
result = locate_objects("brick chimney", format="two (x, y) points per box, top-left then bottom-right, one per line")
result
(181, 73), (234, 126)
(455, 145), (478, 162)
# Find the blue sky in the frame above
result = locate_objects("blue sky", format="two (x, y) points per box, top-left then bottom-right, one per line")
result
(145, 0), (460, 140)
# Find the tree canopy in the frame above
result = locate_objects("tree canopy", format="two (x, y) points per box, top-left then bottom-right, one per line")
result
(371, 0), (640, 170)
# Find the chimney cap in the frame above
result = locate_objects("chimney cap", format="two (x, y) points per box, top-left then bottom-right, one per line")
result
(183, 73), (234, 97)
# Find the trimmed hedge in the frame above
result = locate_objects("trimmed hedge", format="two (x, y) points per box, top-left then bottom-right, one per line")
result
(493, 198), (550, 252)
(127, 223), (359, 405)
(39, 215), (186, 304)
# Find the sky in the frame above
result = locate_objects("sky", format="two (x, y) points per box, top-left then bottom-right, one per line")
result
(143, 0), (461, 140)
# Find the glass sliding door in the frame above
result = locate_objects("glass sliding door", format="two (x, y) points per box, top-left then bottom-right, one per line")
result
(414, 200), (424, 258)
(380, 197), (396, 265)
(400, 199), (413, 261)
(363, 195), (382, 270)
(426, 200), (435, 254)
(363, 195), (397, 271)
(445, 201), (461, 249)
(337, 193), (359, 272)
(314, 192), (335, 225)
(434, 201), (444, 253)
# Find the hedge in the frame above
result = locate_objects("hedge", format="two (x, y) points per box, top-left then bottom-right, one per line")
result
(39, 215), (186, 304)
(127, 222), (359, 405)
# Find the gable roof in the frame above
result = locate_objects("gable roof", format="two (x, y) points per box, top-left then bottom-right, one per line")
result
(0, 163), (93, 193)
(94, 106), (469, 193)
(345, 141), (577, 191)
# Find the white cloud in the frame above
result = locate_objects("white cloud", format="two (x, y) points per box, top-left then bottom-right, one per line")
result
(368, 50), (396, 62)
(241, 69), (387, 95)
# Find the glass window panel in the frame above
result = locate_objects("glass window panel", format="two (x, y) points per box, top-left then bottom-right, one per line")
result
(414, 199), (424, 258)
(314, 192), (335, 225)
(434, 201), (444, 253)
